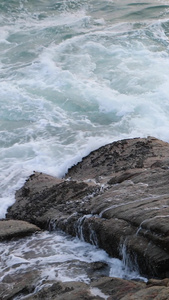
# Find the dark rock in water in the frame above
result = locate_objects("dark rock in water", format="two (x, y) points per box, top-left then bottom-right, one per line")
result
(4, 276), (169, 300)
(6, 137), (169, 279)
(0, 269), (39, 300)
(0, 219), (41, 241)
(0, 256), (109, 300)
(23, 281), (100, 300)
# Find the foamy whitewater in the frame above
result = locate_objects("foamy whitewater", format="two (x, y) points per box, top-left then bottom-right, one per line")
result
(1, 0), (169, 290)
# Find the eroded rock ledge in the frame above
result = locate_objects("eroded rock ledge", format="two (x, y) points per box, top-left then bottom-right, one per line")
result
(6, 137), (169, 279)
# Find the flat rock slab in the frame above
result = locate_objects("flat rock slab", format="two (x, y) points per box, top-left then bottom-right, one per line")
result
(0, 220), (41, 241)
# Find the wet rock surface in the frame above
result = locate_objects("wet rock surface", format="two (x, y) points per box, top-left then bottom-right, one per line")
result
(6, 171), (99, 229)
(0, 260), (110, 300)
(65, 136), (169, 180)
(2, 277), (169, 300)
(0, 219), (41, 241)
(4, 136), (169, 298)
(0, 270), (39, 300)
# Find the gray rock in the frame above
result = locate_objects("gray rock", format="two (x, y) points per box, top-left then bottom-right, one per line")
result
(0, 269), (38, 300)
(91, 277), (169, 300)
(7, 171), (99, 229)
(24, 281), (102, 300)
(0, 219), (41, 241)
(65, 136), (169, 180)
(4, 277), (169, 300)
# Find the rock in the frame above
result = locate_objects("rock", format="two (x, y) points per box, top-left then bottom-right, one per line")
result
(91, 277), (145, 299)
(121, 285), (169, 300)
(23, 281), (101, 300)
(79, 173), (169, 278)
(0, 269), (38, 300)
(6, 172), (99, 229)
(0, 258), (109, 300)
(0, 219), (41, 241)
(3, 276), (169, 300)
(6, 137), (169, 278)
(65, 136), (169, 180)
(146, 278), (169, 287)
(91, 277), (169, 300)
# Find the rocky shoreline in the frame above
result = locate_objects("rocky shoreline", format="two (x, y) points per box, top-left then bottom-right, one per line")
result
(1, 136), (169, 299)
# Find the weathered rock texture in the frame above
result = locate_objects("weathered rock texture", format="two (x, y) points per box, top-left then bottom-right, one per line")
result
(0, 261), (109, 300)
(0, 219), (40, 241)
(2, 277), (169, 300)
(6, 137), (169, 279)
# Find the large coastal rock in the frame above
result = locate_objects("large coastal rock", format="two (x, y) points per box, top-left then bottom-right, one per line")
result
(6, 137), (169, 279)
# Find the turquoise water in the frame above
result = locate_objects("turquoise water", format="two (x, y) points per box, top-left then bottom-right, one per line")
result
(1, 0), (169, 216)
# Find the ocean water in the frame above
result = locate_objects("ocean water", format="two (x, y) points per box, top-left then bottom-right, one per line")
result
(0, 0), (169, 290)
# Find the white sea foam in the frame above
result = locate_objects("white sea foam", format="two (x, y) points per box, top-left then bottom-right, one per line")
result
(0, 230), (146, 293)
(90, 287), (109, 299)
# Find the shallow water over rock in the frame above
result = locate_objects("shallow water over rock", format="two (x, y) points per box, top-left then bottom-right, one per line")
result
(0, 230), (145, 299)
